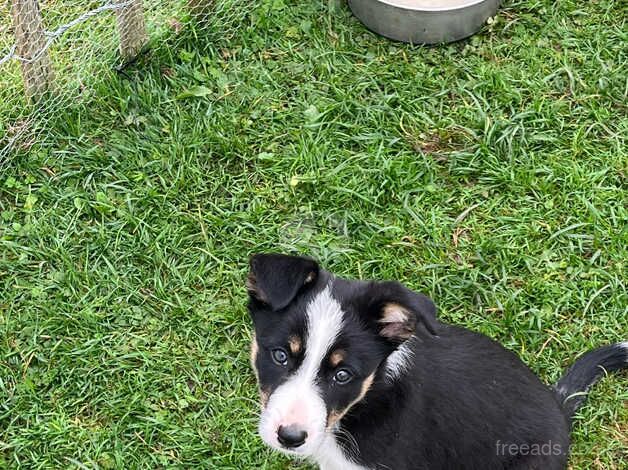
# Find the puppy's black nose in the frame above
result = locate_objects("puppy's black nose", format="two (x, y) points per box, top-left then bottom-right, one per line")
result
(277, 425), (307, 448)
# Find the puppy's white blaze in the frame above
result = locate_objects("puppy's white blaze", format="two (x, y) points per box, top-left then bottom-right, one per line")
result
(301, 285), (345, 381)
(385, 339), (415, 382)
(259, 285), (346, 456)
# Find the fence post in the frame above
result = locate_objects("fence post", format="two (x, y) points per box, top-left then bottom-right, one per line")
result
(10, 0), (55, 100)
(115, 0), (148, 61)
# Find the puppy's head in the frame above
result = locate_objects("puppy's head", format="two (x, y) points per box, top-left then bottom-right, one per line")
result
(246, 254), (438, 457)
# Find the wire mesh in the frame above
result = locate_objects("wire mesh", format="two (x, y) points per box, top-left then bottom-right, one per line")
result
(0, 0), (250, 168)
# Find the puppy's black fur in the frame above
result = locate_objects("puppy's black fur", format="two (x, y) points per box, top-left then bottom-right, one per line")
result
(248, 254), (627, 469)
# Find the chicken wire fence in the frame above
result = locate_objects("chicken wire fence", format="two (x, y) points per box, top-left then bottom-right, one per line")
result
(0, 0), (249, 167)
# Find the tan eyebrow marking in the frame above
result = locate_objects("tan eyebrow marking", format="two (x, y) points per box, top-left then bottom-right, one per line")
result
(288, 335), (302, 354)
(329, 349), (346, 367)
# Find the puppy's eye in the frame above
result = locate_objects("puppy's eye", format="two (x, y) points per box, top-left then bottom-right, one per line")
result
(271, 348), (288, 366)
(333, 368), (353, 385)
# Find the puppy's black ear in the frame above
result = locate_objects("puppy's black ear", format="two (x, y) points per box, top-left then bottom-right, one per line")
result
(246, 254), (319, 311)
(365, 281), (439, 342)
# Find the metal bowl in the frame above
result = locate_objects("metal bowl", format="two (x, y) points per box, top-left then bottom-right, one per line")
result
(348, 0), (501, 44)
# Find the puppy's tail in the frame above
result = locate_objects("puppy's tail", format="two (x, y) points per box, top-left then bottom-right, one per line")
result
(554, 342), (628, 421)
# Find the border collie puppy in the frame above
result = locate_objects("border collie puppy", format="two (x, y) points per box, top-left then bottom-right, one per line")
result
(246, 253), (627, 470)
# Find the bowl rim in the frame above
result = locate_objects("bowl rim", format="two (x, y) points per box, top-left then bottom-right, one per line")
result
(372, 0), (490, 12)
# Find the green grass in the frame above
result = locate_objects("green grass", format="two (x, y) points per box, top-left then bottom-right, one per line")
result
(1, 0), (626, 468)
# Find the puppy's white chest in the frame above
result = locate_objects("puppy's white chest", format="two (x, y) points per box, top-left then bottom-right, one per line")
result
(313, 434), (370, 470)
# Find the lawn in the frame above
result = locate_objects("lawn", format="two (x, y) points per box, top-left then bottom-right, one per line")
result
(1, 0), (626, 468)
